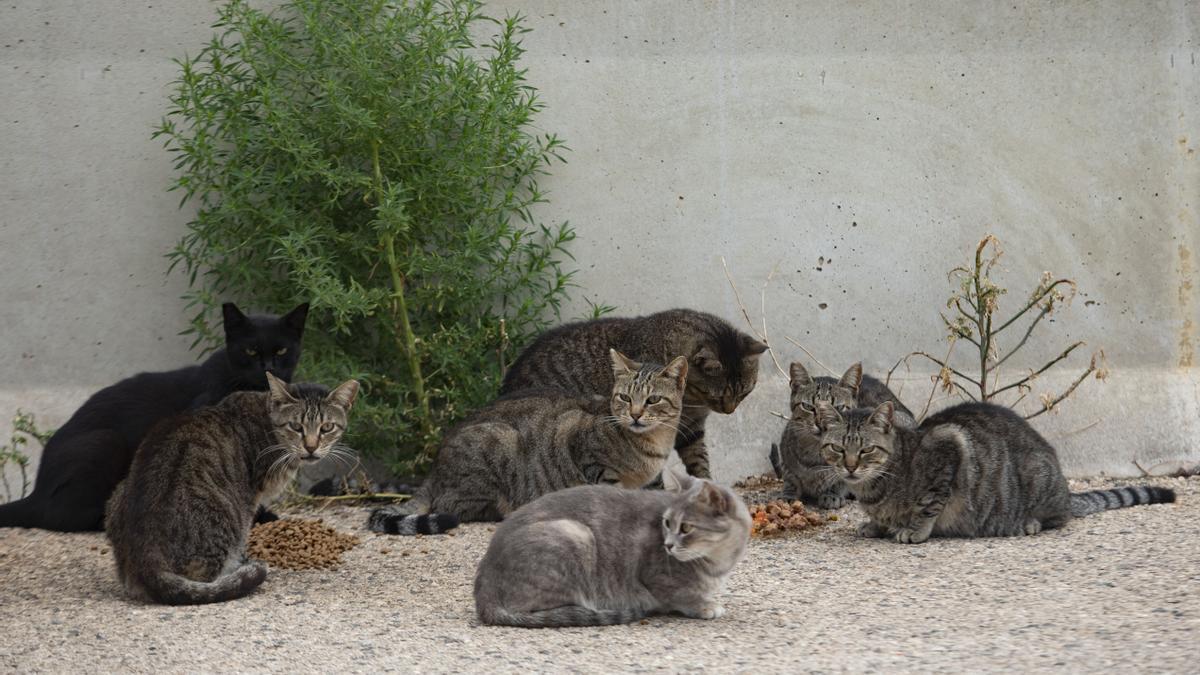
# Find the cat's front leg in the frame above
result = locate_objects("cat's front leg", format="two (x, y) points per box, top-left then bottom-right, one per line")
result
(857, 520), (891, 538)
(677, 600), (725, 620)
(673, 428), (711, 479)
(894, 466), (956, 544)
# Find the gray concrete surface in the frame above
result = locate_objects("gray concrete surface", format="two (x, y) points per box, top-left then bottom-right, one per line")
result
(1, 1), (1198, 484)
(0, 475), (1194, 673)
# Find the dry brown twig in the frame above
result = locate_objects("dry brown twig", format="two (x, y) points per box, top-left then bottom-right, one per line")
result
(720, 256), (789, 380)
(895, 235), (1106, 421)
(720, 256), (841, 380)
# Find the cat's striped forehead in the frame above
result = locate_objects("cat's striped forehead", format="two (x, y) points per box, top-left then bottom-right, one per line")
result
(829, 408), (885, 448)
(616, 363), (672, 393)
(792, 376), (856, 409)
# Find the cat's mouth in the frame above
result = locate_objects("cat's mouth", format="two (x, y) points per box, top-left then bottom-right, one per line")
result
(628, 420), (654, 433)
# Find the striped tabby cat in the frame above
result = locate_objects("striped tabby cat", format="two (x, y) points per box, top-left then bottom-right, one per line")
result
(815, 400), (1175, 543)
(369, 350), (687, 535)
(769, 362), (913, 508)
(104, 373), (358, 604)
(500, 308), (767, 479)
(474, 470), (751, 627)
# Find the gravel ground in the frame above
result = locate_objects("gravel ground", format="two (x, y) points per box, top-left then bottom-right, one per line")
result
(1, 475), (1196, 673)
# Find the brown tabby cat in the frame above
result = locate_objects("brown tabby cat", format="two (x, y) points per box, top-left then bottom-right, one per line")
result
(105, 373), (358, 604)
(500, 308), (767, 479)
(815, 400), (1175, 543)
(369, 350), (687, 534)
(770, 361), (913, 508)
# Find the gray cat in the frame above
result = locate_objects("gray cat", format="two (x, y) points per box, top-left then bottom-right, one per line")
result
(769, 362), (913, 508)
(369, 350), (688, 535)
(474, 469), (751, 627)
(105, 373), (358, 604)
(815, 400), (1176, 543)
(500, 308), (768, 479)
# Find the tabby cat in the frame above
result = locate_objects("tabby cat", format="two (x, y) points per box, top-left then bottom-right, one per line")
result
(769, 361), (913, 508)
(369, 350), (687, 535)
(0, 302), (308, 532)
(815, 400), (1176, 543)
(104, 373), (358, 604)
(500, 308), (766, 479)
(474, 469), (751, 627)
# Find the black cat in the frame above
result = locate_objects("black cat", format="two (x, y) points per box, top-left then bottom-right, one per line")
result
(0, 302), (309, 532)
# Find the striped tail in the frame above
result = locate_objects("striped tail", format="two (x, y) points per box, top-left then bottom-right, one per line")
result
(142, 561), (267, 605)
(1070, 486), (1176, 517)
(368, 504), (459, 536)
(768, 443), (783, 479)
(477, 604), (645, 627)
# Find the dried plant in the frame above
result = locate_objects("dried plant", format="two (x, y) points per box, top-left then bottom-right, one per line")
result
(888, 235), (1107, 420)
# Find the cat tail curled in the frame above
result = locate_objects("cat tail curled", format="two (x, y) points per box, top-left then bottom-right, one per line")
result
(768, 443), (783, 479)
(1070, 486), (1176, 517)
(477, 604), (645, 627)
(141, 560), (267, 605)
(367, 501), (459, 536)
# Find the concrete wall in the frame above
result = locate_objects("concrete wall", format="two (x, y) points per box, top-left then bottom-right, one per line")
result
(1, 1), (1197, 489)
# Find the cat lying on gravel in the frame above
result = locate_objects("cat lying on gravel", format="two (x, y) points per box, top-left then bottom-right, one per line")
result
(474, 470), (751, 627)
(769, 361), (913, 508)
(368, 350), (686, 534)
(815, 400), (1176, 543)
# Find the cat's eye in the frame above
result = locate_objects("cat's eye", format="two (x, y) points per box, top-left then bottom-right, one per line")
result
(646, 395), (663, 405)
(286, 422), (302, 432)
(617, 393), (632, 403)
(861, 447), (874, 455)
(275, 347), (288, 356)
(245, 348), (258, 356)
(319, 422), (335, 433)
(680, 523), (694, 534)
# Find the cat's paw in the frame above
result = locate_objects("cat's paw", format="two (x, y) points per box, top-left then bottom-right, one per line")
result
(816, 493), (846, 510)
(1023, 518), (1043, 536)
(893, 527), (930, 545)
(857, 521), (889, 538)
(688, 603), (725, 620)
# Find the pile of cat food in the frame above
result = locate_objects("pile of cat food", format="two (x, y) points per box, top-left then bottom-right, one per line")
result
(248, 518), (360, 570)
(749, 499), (830, 537)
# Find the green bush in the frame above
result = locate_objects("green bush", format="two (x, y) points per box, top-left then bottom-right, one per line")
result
(156, 0), (592, 471)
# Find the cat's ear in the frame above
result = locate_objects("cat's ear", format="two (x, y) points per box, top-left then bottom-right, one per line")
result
(661, 355), (689, 388)
(222, 303), (249, 336)
(789, 361), (812, 387)
(266, 372), (296, 405)
(814, 400), (842, 431)
(691, 346), (723, 376)
(743, 338), (768, 356)
(697, 481), (730, 513)
(282, 302), (309, 334)
(868, 401), (894, 433)
(609, 349), (639, 376)
(661, 467), (693, 493)
(326, 379), (359, 410)
(839, 363), (863, 392)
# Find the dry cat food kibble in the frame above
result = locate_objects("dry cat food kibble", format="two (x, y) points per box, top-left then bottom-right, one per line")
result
(248, 518), (360, 570)
(749, 499), (828, 537)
